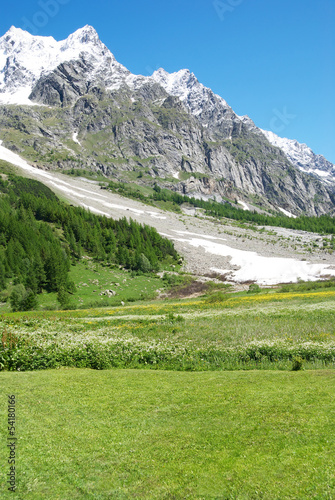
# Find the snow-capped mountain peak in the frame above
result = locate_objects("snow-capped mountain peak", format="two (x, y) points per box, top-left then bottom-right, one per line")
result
(261, 129), (335, 186)
(64, 25), (100, 46)
(0, 25), (126, 105)
(152, 66), (230, 126)
(1, 25), (56, 45)
(152, 67), (227, 105)
(152, 68), (197, 97)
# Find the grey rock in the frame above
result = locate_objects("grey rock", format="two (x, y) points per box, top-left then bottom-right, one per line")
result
(99, 289), (116, 297)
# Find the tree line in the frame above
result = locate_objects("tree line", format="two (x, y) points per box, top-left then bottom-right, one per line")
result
(107, 180), (335, 235)
(0, 175), (178, 310)
(151, 184), (335, 235)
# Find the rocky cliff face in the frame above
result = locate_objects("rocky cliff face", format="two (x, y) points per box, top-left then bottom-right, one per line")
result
(0, 25), (334, 216)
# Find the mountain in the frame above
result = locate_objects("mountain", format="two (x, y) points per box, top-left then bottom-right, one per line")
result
(0, 25), (131, 105)
(0, 25), (334, 217)
(260, 129), (335, 189)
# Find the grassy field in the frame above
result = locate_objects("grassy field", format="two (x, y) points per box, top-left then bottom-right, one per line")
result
(0, 368), (335, 499)
(1, 288), (335, 498)
(1, 288), (335, 371)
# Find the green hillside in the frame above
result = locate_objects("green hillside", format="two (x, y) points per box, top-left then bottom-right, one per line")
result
(0, 171), (179, 311)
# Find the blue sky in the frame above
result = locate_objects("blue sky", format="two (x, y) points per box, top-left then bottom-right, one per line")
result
(1, 0), (334, 162)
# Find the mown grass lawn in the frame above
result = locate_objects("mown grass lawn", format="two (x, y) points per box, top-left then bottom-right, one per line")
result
(0, 368), (334, 499)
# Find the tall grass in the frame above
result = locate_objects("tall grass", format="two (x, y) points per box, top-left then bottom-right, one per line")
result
(1, 289), (335, 372)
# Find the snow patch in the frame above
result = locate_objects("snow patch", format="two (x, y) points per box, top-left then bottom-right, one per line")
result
(72, 132), (81, 145)
(81, 203), (110, 216)
(0, 88), (38, 106)
(146, 211), (166, 220)
(47, 182), (86, 198)
(102, 202), (144, 215)
(172, 230), (227, 242)
(238, 200), (249, 211)
(167, 232), (335, 285)
(314, 169), (330, 178)
(278, 207), (297, 218)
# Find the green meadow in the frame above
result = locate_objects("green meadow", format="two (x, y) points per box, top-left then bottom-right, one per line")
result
(1, 288), (335, 372)
(1, 288), (335, 498)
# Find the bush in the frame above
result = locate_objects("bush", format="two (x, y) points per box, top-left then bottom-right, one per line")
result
(10, 285), (38, 312)
(9, 284), (25, 311)
(57, 288), (73, 310)
(291, 356), (304, 371)
(165, 312), (185, 323)
(205, 291), (229, 303)
(247, 284), (261, 294)
(137, 254), (152, 273)
(21, 288), (38, 311)
(162, 272), (186, 287)
(0, 289), (10, 303)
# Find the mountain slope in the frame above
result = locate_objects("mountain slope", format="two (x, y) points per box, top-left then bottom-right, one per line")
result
(0, 25), (334, 217)
(261, 129), (335, 189)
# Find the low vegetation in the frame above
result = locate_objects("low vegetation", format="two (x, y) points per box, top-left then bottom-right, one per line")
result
(0, 368), (334, 499)
(1, 173), (335, 499)
(1, 287), (335, 372)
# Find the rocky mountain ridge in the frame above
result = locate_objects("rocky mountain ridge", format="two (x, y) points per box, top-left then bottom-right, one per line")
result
(0, 25), (334, 217)
(261, 129), (335, 188)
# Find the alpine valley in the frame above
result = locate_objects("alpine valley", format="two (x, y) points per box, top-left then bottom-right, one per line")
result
(0, 24), (334, 217)
(3, 24), (335, 500)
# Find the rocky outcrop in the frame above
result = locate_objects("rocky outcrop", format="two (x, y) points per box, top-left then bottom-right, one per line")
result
(29, 58), (96, 107)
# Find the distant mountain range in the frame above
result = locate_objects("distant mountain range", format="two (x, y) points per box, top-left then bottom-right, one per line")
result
(0, 25), (334, 216)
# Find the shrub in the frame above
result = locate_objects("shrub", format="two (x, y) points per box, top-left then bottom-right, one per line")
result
(137, 254), (152, 273)
(205, 291), (229, 303)
(165, 312), (185, 323)
(0, 289), (10, 303)
(247, 284), (261, 294)
(57, 287), (73, 310)
(9, 284), (26, 311)
(10, 285), (38, 312)
(291, 356), (304, 371)
(21, 288), (38, 311)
